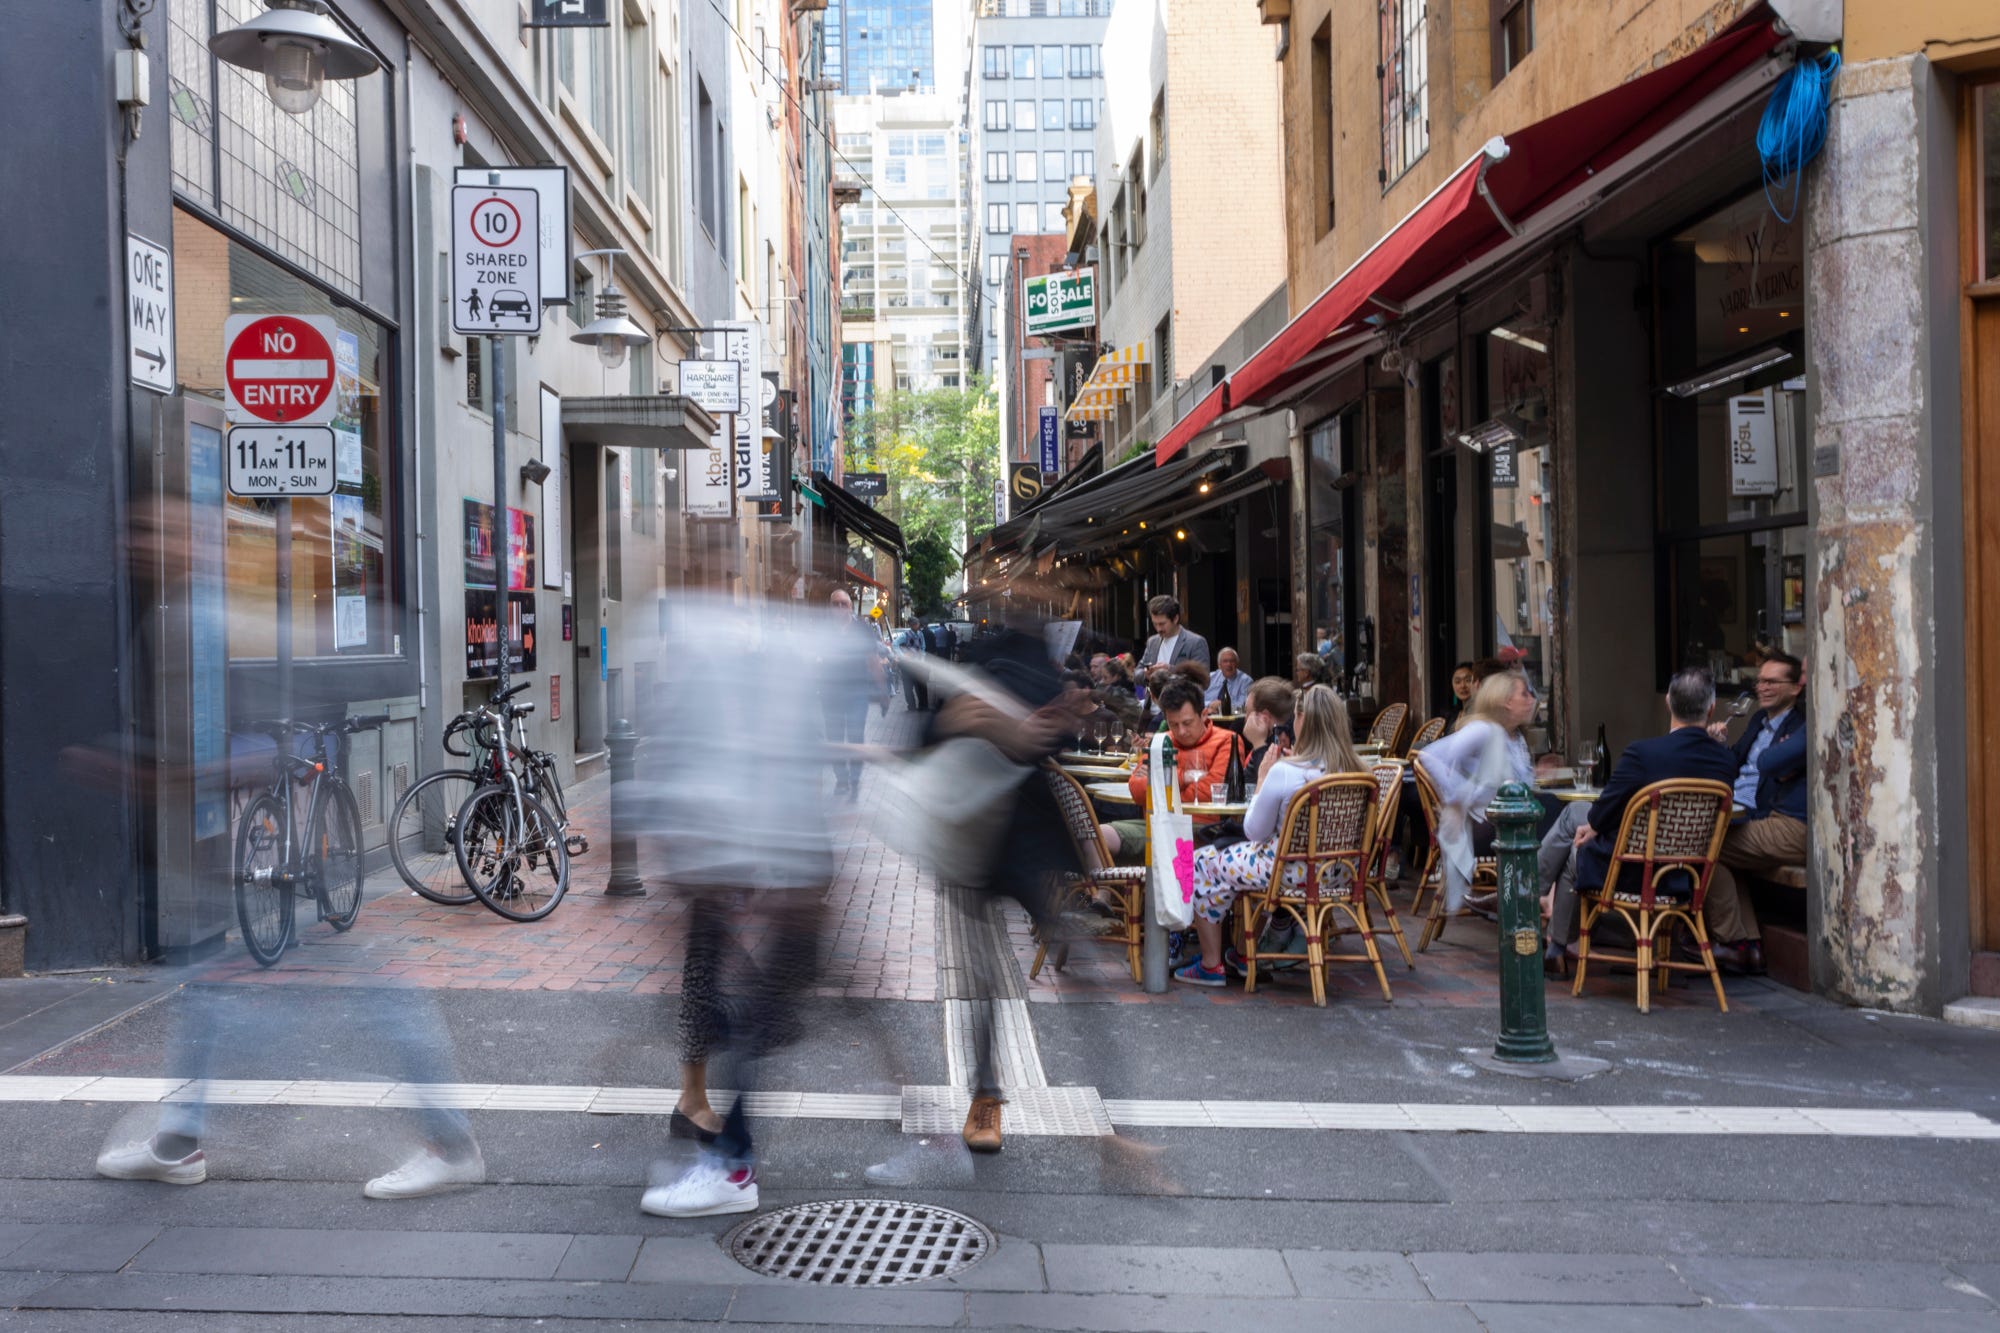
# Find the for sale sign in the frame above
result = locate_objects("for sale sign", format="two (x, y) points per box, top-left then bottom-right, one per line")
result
(223, 314), (338, 425)
(1024, 267), (1096, 338)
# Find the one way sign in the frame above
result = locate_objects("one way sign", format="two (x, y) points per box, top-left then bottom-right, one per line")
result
(127, 233), (175, 393)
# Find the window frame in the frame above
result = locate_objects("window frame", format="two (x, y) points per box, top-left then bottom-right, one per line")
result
(985, 151), (1009, 182)
(1069, 98), (1096, 130)
(1491, 0), (1535, 83)
(1012, 45), (1035, 79)
(1377, 0), (1430, 188)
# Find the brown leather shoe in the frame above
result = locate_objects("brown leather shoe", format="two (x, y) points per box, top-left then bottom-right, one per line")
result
(963, 1095), (1004, 1153)
(1713, 940), (1766, 976)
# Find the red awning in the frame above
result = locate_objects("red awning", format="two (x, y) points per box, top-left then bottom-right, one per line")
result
(843, 563), (886, 592)
(1153, 382), (1227, 466)
(1152, 15), (1783, 463)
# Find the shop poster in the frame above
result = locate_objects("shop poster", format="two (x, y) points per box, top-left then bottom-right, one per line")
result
(464, 498), (538, 678)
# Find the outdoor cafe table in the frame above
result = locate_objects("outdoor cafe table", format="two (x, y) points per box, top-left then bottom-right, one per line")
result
(1062, 762), (1132, 781)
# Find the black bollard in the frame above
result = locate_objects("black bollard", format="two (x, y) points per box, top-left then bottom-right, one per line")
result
(604, 718), (646, 898)
(1490, 781), (1555, 1064)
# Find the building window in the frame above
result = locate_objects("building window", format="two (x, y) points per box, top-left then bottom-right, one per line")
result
(1067, 45), (1099, 78)
(1015, 150), (1038, 182)
(1149, 92), (1167, 178)
(1069, 98), (1096, 130)
(985, 151), (1009, 181)
(1044, 201), (1067, 231)
(172, 208), (396, 658)
(623, 16), (653, 209)
(983, 44), (1007, 78)
(1312, 19), (1335, 235)
(1071, 148), (1094, 178)
(1043, 99), (1065, 130)
(1493, 0), (1534, 81)
(987, 203), (1011, 232)
(984, 99), (1008, 130)
(1044, 149), (1065, 181)
(1308, 411), (1360, 677)
(1013, 45), (1035, 79)
(919, 133), (946, 156)
(1015, 201), (1038, 232)
(1040, 45), (1064, 79)
(1379, 0), (1429, 186)
(1154, 313), (1173, 397)
(1015, 99), (1036, 133)
(696, 79), (720, 240)
(988, 254), (1006, 285)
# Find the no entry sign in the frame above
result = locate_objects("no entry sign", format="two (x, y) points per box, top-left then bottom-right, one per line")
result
(223, 313), (338, 425)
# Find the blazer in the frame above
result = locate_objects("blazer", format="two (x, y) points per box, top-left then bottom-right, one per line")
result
(1138, 627), (1211, 672)
(1574, 726), (1740, 892)
(1732, 704), (1809, 822)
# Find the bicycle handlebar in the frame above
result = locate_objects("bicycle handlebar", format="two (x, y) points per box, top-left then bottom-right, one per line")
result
(491, 681), (530, 704)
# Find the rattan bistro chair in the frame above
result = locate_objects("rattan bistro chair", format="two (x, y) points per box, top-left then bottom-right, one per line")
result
(1409, 716), (1447, 750)
(1237, 773), (1389, 1006)
(1410, 759), (1498, 952)
(1367, 760), (1415, 968)
(1037, 765), (1147, 984)
(1367, 702), (1410, 755)
(1571, 778), (1735, 1014)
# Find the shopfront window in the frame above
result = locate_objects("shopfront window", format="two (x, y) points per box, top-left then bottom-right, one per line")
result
(1478, 323), (1555, 689)
(1307, 412), (1358, 676)
(1981, 84), (2000, 281)
(1655, 190), (1810, 687)
(171, 208), (396, 659)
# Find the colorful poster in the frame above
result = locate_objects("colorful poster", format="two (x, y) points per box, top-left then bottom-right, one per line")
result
(463, 497), (537, 591)
(331, 493), (369, 649)
(333, 330), (364, 485)
(464, 589), (538, 679)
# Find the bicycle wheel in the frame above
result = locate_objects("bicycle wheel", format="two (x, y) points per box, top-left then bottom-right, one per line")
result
(314, 780), (366, 930)
(454, 784), (570, 922)
(387, 770), (483, 905)
(234, 793), (294, 967)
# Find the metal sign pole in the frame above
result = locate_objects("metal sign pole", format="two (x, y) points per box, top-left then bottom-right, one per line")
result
(276, 496), (293, 762)
(492, 331), (510, 699)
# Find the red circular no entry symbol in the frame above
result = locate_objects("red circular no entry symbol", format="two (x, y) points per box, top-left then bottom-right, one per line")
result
(225, 315), (336, 424)
(470, 196), (523, 248)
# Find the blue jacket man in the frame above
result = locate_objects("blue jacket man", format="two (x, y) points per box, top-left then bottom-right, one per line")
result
(1698, 651), (1811, 972)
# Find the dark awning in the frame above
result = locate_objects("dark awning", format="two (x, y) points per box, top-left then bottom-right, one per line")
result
(814, 471), (905, 556)
(561, 394), (718, 450)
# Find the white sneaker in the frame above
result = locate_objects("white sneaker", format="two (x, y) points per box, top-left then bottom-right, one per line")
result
(95, 1138), (207, 1186)
(640, 1157), (759, 1218)
(363, 1145), (486, 1200)
(864, 1137), (975, 1187)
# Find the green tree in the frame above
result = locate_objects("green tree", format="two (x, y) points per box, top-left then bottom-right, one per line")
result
(844, 378), (1001, 573)
(903, 533), (955, 618)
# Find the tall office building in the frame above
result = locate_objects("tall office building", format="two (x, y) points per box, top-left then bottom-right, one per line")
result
(834, 91), (973, 418)
(825, 0), (937, 94)
(969, 0), (1110, 377)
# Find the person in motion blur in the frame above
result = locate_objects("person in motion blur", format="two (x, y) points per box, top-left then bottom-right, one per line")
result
(1415, 670), (1540, 916)
(634, 592), (834, 1218)
(1098, 680), (1249, 864)
(821, 589), (881, 801)
(870, 629), (1085, 1168)
(1175, 685), (1363, 985)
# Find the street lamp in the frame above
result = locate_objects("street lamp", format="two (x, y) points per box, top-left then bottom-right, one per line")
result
(209, 0), (380, 116)
(570, 249), (652, 371)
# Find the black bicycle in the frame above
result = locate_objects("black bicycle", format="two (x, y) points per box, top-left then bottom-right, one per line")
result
(452, 705), (574, 922)
(234, 714), (389, 967)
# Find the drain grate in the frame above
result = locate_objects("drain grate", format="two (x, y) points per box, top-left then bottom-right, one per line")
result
(725, 1198), (994, 1286)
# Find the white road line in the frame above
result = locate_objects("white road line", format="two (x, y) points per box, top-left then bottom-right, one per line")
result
(6, 1076), (1996, 1138)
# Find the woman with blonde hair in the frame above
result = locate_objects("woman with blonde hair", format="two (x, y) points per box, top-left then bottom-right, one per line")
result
(1415, 669), (1538, 915)
(1173, 684), (1363, 985)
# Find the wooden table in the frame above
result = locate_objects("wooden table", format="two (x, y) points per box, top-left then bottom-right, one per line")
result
(1087, 780), (1139, 805)
(1182, 800), (1249, 818)
(1060, 763), (1132, 781)
(1060, 750), (1133, 767)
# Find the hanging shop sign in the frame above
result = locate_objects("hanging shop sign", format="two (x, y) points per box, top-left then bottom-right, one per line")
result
(524, 0), (609, 25)
(1038, 406), (1060, 476)
(677, 359), (742, 415)
(1727, 389), (1778, 496)
(1024, 267), (1096, 338)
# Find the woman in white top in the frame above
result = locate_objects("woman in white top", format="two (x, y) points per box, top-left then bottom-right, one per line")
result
(1414, 670), (1538, 916)
(1174, 686), (1363, 986)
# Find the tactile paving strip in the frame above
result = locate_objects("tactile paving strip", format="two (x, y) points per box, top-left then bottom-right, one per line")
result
(900, 1084), (1113, 1137)
(726, 1198), (993, 1286)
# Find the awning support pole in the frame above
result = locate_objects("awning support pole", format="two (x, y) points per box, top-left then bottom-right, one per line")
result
(1474, 136), (1520, 237)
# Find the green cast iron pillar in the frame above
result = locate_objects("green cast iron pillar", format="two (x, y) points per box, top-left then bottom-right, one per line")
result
(1490, 781), (1556, 1064)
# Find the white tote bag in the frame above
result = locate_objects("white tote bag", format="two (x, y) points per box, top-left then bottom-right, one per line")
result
(1146, 730), (1196, 930)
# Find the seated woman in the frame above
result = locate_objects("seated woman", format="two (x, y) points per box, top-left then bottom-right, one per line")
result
(1173, 685), (1362, 986)
(1414, 669), (1542, 914)
(1293, 652), (1335, 691)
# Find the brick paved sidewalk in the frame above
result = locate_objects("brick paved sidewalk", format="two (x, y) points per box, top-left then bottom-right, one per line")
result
(198, 747), (937, 1002)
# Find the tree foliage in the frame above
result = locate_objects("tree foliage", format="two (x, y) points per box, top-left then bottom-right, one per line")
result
(843, 378), (1001, 570)
(903, 533), (956, 619)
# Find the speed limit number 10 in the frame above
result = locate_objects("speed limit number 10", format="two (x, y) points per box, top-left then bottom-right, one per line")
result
(451, 184), (541, 336)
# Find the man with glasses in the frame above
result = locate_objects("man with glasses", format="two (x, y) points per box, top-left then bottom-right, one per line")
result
(1702, 651), (1810, 974)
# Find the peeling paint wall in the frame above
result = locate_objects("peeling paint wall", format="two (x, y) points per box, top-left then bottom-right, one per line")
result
(1804, 55), (1954, 1011)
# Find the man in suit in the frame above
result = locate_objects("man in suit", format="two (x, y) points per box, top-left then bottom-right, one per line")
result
(1539, 668), (1742, 955)
(1698, 650), (1810, 973)
(1135, 595), (1210, 673)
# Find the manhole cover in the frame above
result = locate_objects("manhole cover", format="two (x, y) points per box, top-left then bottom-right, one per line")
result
(725, 1198), (994, 1286)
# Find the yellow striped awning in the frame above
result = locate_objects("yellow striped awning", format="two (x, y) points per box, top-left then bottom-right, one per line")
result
(1062, 340), (1148, 426)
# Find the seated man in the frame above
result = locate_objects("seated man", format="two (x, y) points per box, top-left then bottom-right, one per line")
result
(1098, 680), (1247, 864)
(1539, 668), (1740, 963)
(1203, 647), (1250, 715)
(1699, 651), (1810, 974)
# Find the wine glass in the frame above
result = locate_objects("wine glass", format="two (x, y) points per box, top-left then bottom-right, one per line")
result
(1573, 748), (1597, 793)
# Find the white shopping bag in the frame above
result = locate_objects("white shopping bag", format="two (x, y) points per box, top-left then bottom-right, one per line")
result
(1146, 730), (1195, 929)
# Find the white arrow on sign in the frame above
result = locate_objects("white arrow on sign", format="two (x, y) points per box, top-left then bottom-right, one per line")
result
(127, 234), (175, 393)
